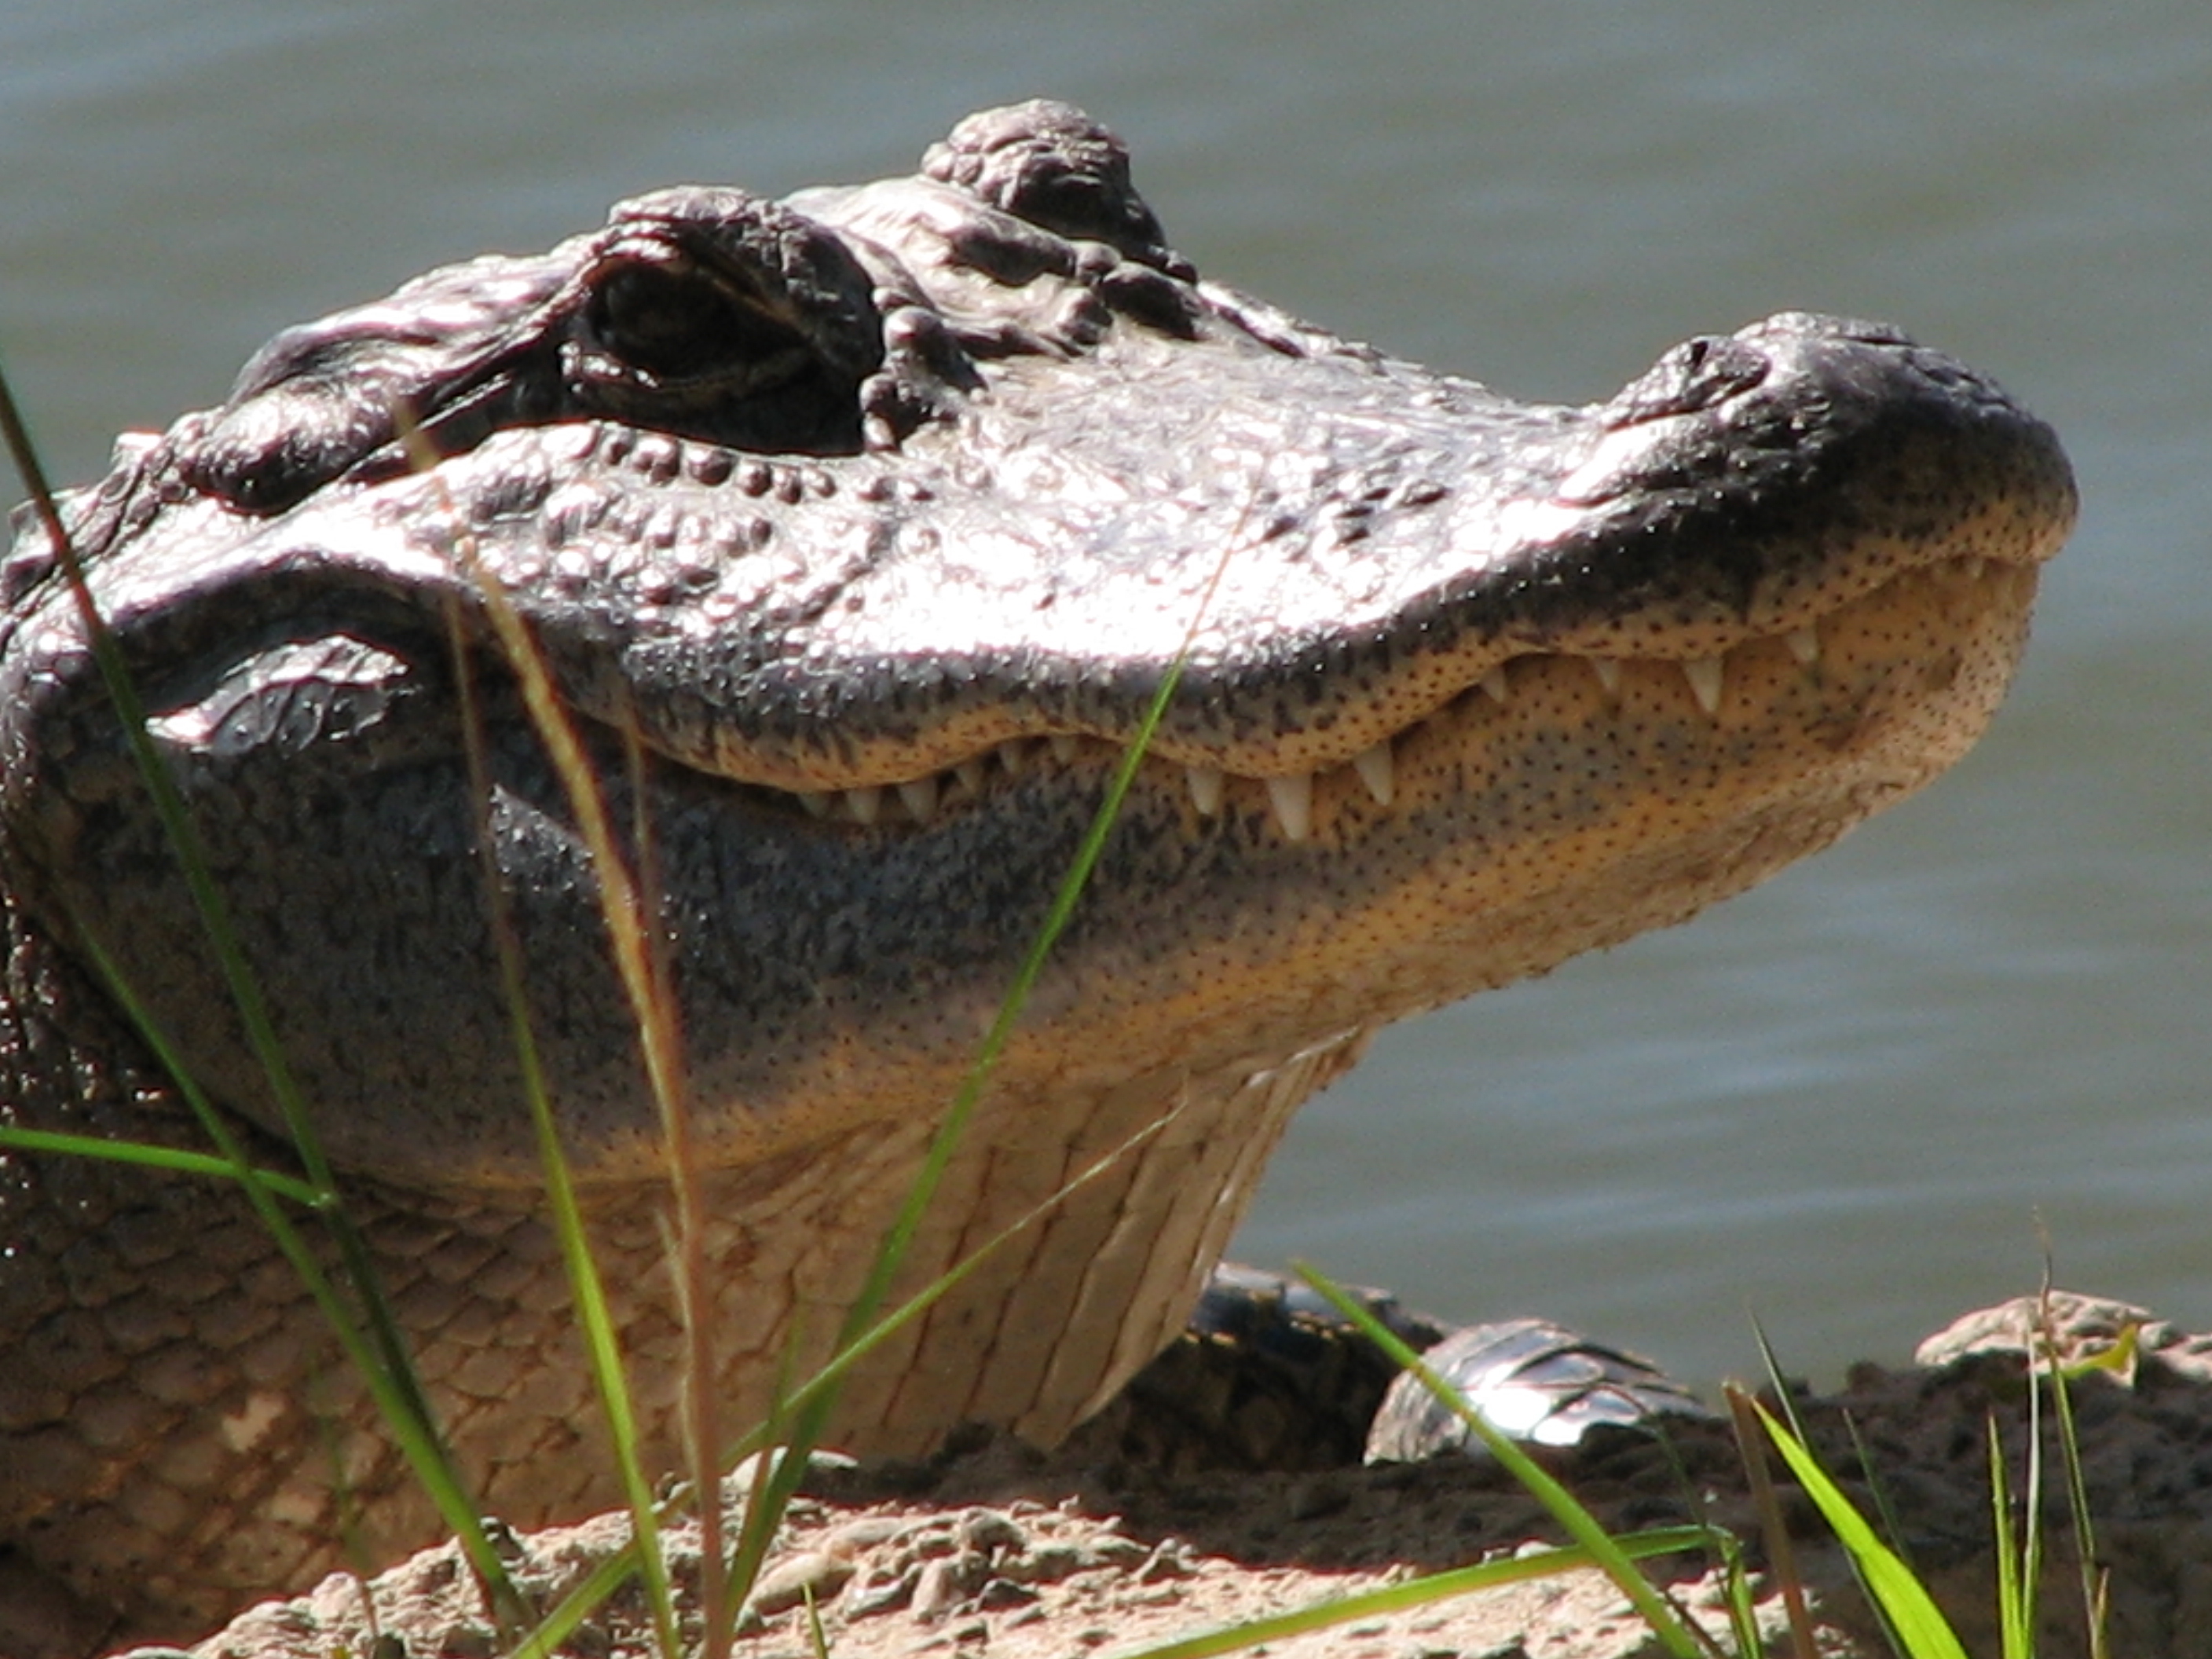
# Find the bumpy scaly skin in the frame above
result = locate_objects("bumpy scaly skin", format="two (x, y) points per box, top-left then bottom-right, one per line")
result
(0, 101), (2073, 1647)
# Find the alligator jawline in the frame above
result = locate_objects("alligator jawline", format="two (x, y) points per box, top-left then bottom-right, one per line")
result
(722, 552), (2028, 840)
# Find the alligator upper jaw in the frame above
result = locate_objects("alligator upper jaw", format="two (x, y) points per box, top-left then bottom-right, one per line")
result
(563, 312), (2069, 798)
(499, 310), (2072, 835)
(53, 309), (2063, 824)
(12, 284), (2074, 843)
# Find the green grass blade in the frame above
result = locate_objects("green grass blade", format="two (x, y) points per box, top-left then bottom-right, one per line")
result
(1125, 1527), (1717, 1659)
(506, 1544), (642, 1659)
(68, 934), (526, 1624)
(707, 671), (1196, 1643)
(804, 470), (1269, 1396)
(1716, 1531), (1767, 1659)
(441, 585), (680, 1657)
(1987, 1413), (2031, 1659)
(1721, 1385), (1818, 1659)
(511, 1057), (1200, 1656)
(1748, 1315), (1906, 1657)
(1840, 1407), (1920, 1579)
(2034, 1293), (2108, 1659)
(485, 901), (680, 1654)
(714, 1334), (811, 1634)
(0, 364), (523, 1625)
(399, 408), (704, 1655)
(0, 1125), (328, 1208)
(2056, 1320), (2136, 1382)
(1297, 1263), (1717, 1659)
(0, 364), (330, 1194)
(803, 1581), (831, 1658)
(700, 479), (1273, 1649)
(2, 368), (427, 1406)
(826, 627), (1207, 1361)
(1752, 1398), (1969, 1659)
(2020, 1328), (2045, 1657)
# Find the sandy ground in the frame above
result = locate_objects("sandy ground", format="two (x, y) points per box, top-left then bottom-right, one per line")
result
(161, 1293), (2212, 1659)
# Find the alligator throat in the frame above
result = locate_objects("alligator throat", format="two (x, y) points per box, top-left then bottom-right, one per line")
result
(0, 99), (2074, 1646)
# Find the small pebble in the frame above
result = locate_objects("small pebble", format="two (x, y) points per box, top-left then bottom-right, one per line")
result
(847, 1561), (923, 1618)
(750, 1548), (855, 1615)
(911, 1555), (967, 1617)
(909, 1522), (962, 1559)
(436, 1622), (496, 1659)
(960, 1507), (1026, 1553)
(1082, 1533), (1149, 1569)
(1002, 1541), (1086, 1584)
(976, 1576), (1037, 1610)
(478, 1516), (527, 1562)
(824, 1512), (916, 1555)
(1136, 1540), (1194, 1584)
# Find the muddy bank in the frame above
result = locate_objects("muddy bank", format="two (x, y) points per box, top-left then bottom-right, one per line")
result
(175, 1293), (2212, 1659)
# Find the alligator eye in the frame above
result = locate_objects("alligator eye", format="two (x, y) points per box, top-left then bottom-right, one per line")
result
(569, 202), (879, 453)
(586, 260), (810, 386)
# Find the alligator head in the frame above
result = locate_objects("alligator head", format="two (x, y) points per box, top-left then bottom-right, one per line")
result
(0, 100), (2074, 1641)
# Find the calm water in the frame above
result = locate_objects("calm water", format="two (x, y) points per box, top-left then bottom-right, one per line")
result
(2, 0), (2206, 1390)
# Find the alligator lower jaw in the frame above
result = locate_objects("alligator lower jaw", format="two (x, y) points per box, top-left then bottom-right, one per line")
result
(762, 551), (2038, 844)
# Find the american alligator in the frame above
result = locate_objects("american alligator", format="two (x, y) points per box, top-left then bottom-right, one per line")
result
(0, 100), (2075, 1650)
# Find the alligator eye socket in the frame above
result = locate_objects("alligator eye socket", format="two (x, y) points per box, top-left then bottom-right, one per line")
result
(588, 261), (808, 383)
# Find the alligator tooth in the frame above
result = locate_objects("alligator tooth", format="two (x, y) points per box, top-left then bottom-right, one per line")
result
(797, 791), (832, 819)
(1681, 655), (1725, 716)
(1479, 665), (1511, 705)
(1964, 557), (1988, 582)
(844, 786), (883, 826)
(955, 757), (988, 795)
(1049, 734), (1079, 763)
(1352, 742), (1396, 807)
(1186, 764), (1225, 817)
(1266, 774), (1314, 842)
(1785, 626), (1821, 667)
(896, 777), (939, 822)
(1588, 657), (1621, 696)
(997, 740), (1032, 777)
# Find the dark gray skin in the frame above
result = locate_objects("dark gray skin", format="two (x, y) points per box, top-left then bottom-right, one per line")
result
(0, 101), (2075, 1650)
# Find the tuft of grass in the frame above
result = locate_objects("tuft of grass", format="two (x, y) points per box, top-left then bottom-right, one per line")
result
(1747, 1392), (1971, 1659)
(1727, 1280), (2119, 1659)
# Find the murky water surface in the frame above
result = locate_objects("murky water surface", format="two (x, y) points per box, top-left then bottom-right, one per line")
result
(3, 0), (2205, 1386)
